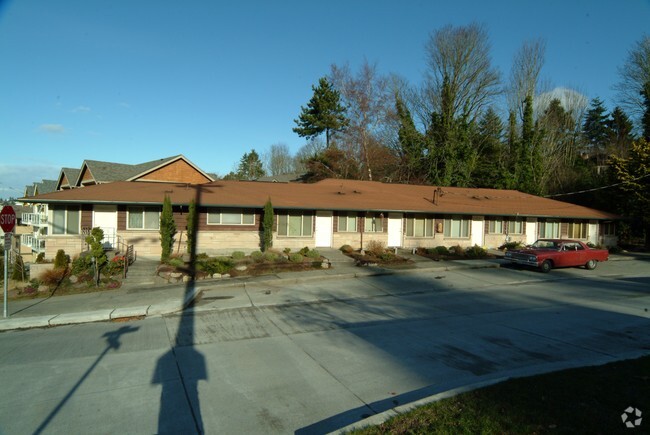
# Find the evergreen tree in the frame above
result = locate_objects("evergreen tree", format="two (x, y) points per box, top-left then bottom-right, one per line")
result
(642, 81), (650, 141)
(607, 106), (635, 157)
(516, 94), (537, 193)
(582, 98), (610, 156)
(160, 195), (176, 263)
(293, 77), (348, 147)
(236, 150), (265, 180)
(473, 107), (511, 188)
(262, 198), (274, 252)
(186, 199), (196, 254)
(395, 93), (426, 183)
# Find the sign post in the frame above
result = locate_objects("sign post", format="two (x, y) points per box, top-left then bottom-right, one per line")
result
(1, 205), (16, 318)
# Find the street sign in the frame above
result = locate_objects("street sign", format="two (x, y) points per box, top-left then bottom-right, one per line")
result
(4, 233), (10, 251)
(0, 205), (16, 233)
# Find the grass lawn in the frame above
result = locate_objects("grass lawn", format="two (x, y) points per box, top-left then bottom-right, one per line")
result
(353, 355), (650, 434)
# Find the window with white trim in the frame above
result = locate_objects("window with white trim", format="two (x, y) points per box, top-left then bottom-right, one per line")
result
(567, 222), (588, 239)
(406, 216), (434, 237)
(338, 213), (357, 232)
(278, 211), (313, 237)
(444, 216), (470, 238)
(52, 206), (80, 235)
(602, 221), (616, 236)
(127, 206), (160, 230)
(507, 219), (524, 235)
(207, 208), (255, 225)
(364, 213), (383, 232)
(488, 219), (504, 234)
(539, 220), (560, 238)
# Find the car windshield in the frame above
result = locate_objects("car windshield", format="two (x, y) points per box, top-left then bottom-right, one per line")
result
(532, 240), (558, 249)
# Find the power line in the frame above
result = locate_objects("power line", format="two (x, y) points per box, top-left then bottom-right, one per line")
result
(544, 173), (650, 198)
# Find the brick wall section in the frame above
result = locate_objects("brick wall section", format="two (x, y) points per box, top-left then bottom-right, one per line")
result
(46, 236), (86, 259)
(136, 160), (211, 183)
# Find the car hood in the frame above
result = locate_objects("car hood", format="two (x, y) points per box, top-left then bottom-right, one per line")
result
(506, 248), (557, 256)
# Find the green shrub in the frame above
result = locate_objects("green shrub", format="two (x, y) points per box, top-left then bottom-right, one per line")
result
(305, 249), (320, 259)
(264, 251), (278, 262)
(197, 257), (233, 275)
(434, 246), (450, 255)
(289, 253), (304, 263)
(340, 244), (354, 253)
(299, 246), (310, 256)
(283, 247), (291, 255)
(54, 249), (70, 269)
(36, 252), (45, 263)
(251, 251), (264, 263)
(168, 257), (184, 268)
(498, 241), (523, 251)
(449, 245), (465, 257)
(71, 254), (93, 275)
(379, 252), (394, 261)
(231, 251), (246, 260)
(465, 245), (487, 258)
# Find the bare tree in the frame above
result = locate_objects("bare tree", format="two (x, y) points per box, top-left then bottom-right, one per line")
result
(615, 35), (650, 124)
(507, 38), (546, 118)
(294, 137), (326, 172)
(330, 60), (395, 181)
(263, 143), (295, 176)
(422, 23), (501, 124)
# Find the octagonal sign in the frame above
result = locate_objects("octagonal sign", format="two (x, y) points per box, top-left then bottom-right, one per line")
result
(0, 206), (16, 233)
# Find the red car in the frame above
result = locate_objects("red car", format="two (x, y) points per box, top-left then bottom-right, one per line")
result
(504, 239), (609, 273)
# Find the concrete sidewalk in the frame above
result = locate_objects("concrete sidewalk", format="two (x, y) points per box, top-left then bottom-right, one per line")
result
(0, 249), (500, 331)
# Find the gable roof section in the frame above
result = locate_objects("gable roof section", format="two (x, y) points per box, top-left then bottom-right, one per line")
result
(24, 178), (619, 220)
(73, 155), (214, 186)
(127, 155), (214, 183)
(56, 167), (81, 190)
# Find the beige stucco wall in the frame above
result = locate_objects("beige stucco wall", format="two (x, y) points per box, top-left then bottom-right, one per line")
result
(45, 235), (86, 259)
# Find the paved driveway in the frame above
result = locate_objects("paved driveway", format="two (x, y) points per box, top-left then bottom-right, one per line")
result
(1, 258), (648, 434)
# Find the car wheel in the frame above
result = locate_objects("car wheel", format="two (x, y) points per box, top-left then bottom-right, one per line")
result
(585, 259), (597, 270)
(540, 260), (552, 273)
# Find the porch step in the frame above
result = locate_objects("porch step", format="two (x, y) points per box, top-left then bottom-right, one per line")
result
(124, 258), (160, 284)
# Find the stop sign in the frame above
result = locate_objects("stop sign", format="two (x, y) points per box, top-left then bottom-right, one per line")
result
(0, 206), (16, 233)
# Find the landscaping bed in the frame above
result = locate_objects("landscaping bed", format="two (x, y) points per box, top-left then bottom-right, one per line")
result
(340, 242), (412, 268)
(415, 245), (496, 261)
(157, 247), (330, 282)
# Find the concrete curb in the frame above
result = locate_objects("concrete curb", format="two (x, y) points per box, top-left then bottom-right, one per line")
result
(0, 260), (496, 332)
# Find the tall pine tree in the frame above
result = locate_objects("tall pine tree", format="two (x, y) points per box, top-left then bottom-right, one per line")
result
(293, 77), (348, 147)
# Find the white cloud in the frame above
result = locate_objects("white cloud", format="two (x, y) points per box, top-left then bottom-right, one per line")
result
(38, 124), (66, 134)
(0, 164), (61, 200)
(72, 105), (91, 113)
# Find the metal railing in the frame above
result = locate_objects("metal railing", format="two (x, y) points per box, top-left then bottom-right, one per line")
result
(21, 213), (48, 226)
(20, 234), (46, 253)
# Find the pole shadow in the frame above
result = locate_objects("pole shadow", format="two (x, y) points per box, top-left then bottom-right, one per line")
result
(152, 183), (216, 434)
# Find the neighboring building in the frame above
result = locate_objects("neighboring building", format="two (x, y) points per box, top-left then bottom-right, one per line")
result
(22, 178), (620, 260)
(18, 155), (214, 259)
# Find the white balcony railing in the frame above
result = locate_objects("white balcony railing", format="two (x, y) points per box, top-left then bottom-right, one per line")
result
(20, 234), (46, 253)
(22, 212), (48, 226)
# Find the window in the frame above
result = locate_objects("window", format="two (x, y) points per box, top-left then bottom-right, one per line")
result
(444, 216), (470, 238)
(602, 222), (615, 236)
(278, 211), (313, 237)
(364, 213), (383, 232)
(338, 213), (357, 232)
(127, 206), (160, 230)
(406, 216), (435, 237)
(507, 219), (524, 235)
(488, 219), (504, 234)
(539, 220), (560, 238)
(207, 208), (255, 225)
(52, 206), (80, 235)
(567, 222), (588, 239)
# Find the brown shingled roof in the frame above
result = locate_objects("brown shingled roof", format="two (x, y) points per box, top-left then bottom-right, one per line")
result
(23, 178), (619, 220)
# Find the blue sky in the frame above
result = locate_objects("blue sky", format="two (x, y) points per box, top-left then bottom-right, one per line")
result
(1, 0), (649, 199)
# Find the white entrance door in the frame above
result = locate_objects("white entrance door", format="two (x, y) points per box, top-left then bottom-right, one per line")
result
(93, 205), (118, 249)
(471, 216), (484, 247)
(387, 213), (403, 247)
(588, 221), (598, 245)
(314, 211), (333, 247)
